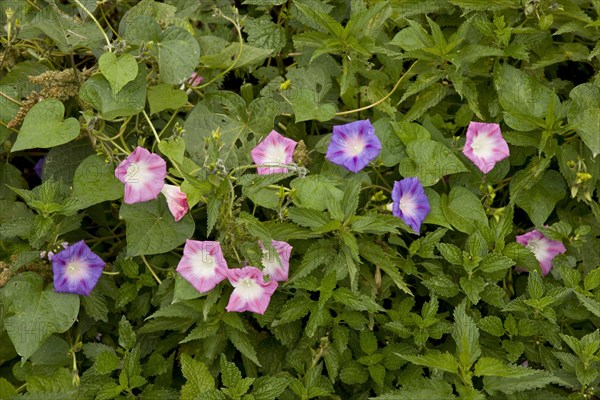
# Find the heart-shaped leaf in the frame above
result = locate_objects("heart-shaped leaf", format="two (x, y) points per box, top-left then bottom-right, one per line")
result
(120, 197), (195, 256)
(3, 272), (80, 361)
(11, 99), (80, 152)
(99, 52), (138, 95)
(153, 27), (201, 85)
(147, 83), (187, 115)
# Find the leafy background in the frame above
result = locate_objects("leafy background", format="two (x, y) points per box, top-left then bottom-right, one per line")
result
(0, 0), (599, 399)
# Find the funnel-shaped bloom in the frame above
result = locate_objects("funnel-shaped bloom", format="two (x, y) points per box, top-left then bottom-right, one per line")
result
(260, 240), (292, 282)
(161, 184), (189, 221)
(176, 240), (228, 293)
(52, 240), (105, 296)
(115, 147), (167, 204)
(226, 267), (278, 314)
(251, 130), (297, 174)
(463, 122), (509, 174)
(516, 230), (566, 276)
(326, 120), (381, 173)
(392, 177), (430, 234)
(188, 72), (203, 87)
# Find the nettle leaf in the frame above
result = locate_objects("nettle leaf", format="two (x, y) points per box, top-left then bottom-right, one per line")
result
(398, 351), (460, 374)
(180, 353), (215, 400)
(452, 302), (481, 371)
(98, 52), (138, 95)
(244, 16), (286, 53)
(119, 197), (195, 256)
(152, 26), (201, 85)
(3, 272), (80, 361)
(11, 99), (80, 152)
(79, 63), (147, 121)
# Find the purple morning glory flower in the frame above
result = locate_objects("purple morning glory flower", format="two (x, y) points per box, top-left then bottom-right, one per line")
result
(516, 230), (566, 276)
(463, 122), (509, 174)
(52, 240), (105, 296)
(326, 120), (381, 173)
(34, 156), (46, 179)
(391, 177), (431, 234)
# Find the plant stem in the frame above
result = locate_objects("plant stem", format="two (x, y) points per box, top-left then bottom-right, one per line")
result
(71, 0), (112, 51)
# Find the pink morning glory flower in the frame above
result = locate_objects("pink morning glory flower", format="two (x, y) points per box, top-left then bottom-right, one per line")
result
(260, 240), (292, 282)
(52, 240), (105, 296)
(225, 267), (278, 314)
(161, 184), (189, 222)
(462, 122), (509, 174)
(326, 120), (381, 173)
(176, 240), (228, 293)
(251, 130), (297, 174)
(115, 147), (167, 204)
(392, 177), (431, 234)
(516, 230), (566, 276)
(188, 72), (203, 87)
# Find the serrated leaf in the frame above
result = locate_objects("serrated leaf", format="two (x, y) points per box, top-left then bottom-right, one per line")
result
(478, 253), (515, 273)
(584, 267), (600, 291)
(399, 140), (467, 186)
(441, 187), (489, 234)
(226, 326), (261, 366)
(437, 243), (463, 265)
(478, 316), (504, 337)
(118, 316), (136, 350)
(11, 99), (80, 152)
(332, 288), (384, 312)
(452, 302), (481, 370)
(399, 351), (459, 374)
(180, 353), (215, 400)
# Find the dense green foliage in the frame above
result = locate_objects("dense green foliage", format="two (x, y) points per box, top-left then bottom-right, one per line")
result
(0, 0), (599, 399)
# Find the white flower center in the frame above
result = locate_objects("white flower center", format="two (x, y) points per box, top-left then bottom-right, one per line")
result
(345, 136), (366, 157)
(265, 144), (288, 165)
(470, 132), (496, 158)
(235, 277), (263, 300)
(190, 252), (216, 278)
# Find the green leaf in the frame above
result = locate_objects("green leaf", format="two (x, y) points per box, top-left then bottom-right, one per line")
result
(478, 253), (515, 273)
(201, 43), (272, 70)
(94, 350), (121, 375)
(452, 302), (481, 370)
(340, 362), (369, 385)
(180, 353), (215, 400)
(11, 99), (80, 152)
(584, 267), (600, 291)
(497, 64), (554, 121)
(575, 292), (600, 318)
(332, 288), (385, 312)
(359, 330), (378, 355)
(153, 27), (201, 85)
(515, 170), (565, 226)
(158, 136), (186, 164)
(441, 187), (489, 234)
(79, 63), (147, 121)
(0, 378), (17, 398)
(118, 316), (136, 350)
(226, 326), (261, 366)
(72, 155), (123, 209)
(478, 316), (504, 337)
(288, 88), (337, 122)
(437, 243), (463, 265)
(99, 52), (138, 95)
(147, 84), (188, 115)
(374, 378), (456, 399)
(251, 375), (291, 400)
(3, 272), (80, 361)
(399, 140), (466, 186)
(482, 371), (556, 395)
(119, 197), (195, 256)
(220, 354), (242, 388)
(527, 271), (544, 300)
(460, 276), (486, 305)
(572, 107), (600, 157)
(291, 175), (343, 211)
(244, 16), (286, 53)
(399, 351), (460, 374)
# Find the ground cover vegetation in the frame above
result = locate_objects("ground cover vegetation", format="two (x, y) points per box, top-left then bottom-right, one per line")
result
(0, 0), (599, 399)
